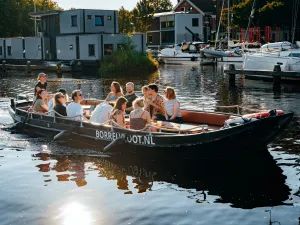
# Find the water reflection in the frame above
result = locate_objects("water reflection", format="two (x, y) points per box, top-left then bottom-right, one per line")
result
(57, 202), (93, 225)
(30, 149), (290, 209)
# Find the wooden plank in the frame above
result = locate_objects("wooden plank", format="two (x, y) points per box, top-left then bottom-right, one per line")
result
(224, 69), (300, 77)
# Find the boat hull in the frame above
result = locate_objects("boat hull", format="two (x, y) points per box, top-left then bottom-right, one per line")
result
(8, 101), (294, 158)
(243, 54), (300, 72)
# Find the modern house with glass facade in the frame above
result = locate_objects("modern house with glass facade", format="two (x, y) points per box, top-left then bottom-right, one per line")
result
(146, 0), (216, 48)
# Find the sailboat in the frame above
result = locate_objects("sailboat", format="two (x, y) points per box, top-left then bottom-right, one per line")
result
(201, 0), (258, 62)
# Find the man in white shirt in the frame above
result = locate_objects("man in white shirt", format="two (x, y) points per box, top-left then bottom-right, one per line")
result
(89, 102), (113, 124)
(67, 90), (84, 121)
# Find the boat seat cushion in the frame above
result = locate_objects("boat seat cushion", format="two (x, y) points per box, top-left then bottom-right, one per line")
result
(181, 110), (230, 126)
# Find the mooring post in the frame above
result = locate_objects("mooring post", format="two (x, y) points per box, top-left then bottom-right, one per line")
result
(56, 62), (62, 75)
(273, 64), (281, 88)
(26, 61), (31, 74)
(1, 60), (7, 73)
(228, 64), (236, 86)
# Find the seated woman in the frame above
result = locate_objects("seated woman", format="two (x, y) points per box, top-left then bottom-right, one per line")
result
(105, 81), (123, 103)
(110, 97), (128, 128)
(130, 98), (151, 130)
(141, 85), (150, 109)
(164, 87), (183, 124)
(53, 92), (67, 117)
(33, 89), (48, 113)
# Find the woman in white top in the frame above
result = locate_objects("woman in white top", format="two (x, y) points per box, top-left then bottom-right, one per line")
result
(164, 87), (183, 123)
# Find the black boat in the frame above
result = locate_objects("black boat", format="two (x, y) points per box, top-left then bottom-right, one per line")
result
(8, 99), (293, 157)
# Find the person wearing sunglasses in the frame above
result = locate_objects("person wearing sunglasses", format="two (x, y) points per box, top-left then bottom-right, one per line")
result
(53, 92), (67, 117)
(48, 88), (68, 116)
(67, 90), (85, 121)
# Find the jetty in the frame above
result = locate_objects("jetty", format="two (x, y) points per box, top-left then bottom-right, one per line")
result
(224, 64), (300, 87)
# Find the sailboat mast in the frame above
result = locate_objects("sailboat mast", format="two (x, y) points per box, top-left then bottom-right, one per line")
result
(227, 0), (230, 40)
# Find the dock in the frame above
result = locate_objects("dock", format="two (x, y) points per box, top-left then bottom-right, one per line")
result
(0, 60), (82, 75)
(223, 64), (300, 87)
(223, 68), (300, 77)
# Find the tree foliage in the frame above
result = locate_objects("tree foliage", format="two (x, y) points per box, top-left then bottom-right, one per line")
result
(0, 0), (61, 37)
(118, 0), (173, 34)
(220, 0), (296, 29)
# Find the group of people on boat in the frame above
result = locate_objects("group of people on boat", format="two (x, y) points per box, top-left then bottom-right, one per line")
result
(32, 73), (183, 130)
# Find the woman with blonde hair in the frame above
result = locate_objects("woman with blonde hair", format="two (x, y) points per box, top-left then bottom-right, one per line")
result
(164, 87), (183, 123)
(130, 98), (151, 130)
(34, 72), (48, 100)
(141, 85), (150, 108)
(110, 96), (128, 127)
(105, 81), (123, 103)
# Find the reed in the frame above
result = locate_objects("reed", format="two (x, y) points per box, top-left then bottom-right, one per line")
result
(99, 36), (158, 74)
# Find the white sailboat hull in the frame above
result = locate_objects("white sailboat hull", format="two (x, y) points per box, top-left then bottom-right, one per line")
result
(243, 53), (300, 72)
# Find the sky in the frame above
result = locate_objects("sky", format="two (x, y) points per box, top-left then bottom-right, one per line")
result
(55, 0), (179, 10)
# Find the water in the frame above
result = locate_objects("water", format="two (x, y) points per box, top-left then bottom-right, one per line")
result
(0, 64), (299, 225)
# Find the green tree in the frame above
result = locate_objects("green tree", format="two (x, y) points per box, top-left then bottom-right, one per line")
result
(220, 0), (295, 29)
(0, 0), (61, 37)
(118, 6), (134, 34)
(119, 0), (173, 34)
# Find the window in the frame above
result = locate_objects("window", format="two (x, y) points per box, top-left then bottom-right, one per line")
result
(88, 44), (95, 56)
(180, 7), (185, 12)
(148, 35), (153, 43)
(104, 44), (113, 55)
(192, 18), (199, 27)
(7, 46), (11, 56)
(107, 15), (112, 20)
(161, 21), (175, 29)
(0, 46), (2, 55)
(95, 16), (104, 26)
(38, 45), (41, 50)
(87, 15), (92, 19)
(71, 15), (77, 26)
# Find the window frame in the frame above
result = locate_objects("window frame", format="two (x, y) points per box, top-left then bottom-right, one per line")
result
(104, 44), (113, 55)
(7, 46), (11, 56)
(88, 44), (95, 56)
(192, 18), (199, 27)
(71, 15), (77, 27)
(95, 15), (104, 26)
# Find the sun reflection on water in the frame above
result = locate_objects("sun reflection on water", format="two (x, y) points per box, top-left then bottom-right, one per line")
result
(58, 202), (93, 225)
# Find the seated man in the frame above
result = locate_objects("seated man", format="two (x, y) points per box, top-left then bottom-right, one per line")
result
(145, 84), (166, 121)
(89, 102), (114, 124)
(66, 90), (85, 121)
(124, 82), (138, 114)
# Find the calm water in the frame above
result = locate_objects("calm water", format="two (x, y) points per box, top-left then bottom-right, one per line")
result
(0, 64), (299, 225)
